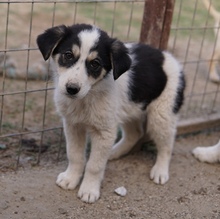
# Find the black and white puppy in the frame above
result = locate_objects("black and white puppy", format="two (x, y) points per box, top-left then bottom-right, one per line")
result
(37, 24), (185, 203)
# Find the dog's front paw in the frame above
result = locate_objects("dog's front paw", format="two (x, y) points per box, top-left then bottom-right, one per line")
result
(56, 170), (81, 190)
(192, 146), (219, 163)
(150, 164), (169, 185)
(77, 181), (100, 203)
(192, 147), (208, 162)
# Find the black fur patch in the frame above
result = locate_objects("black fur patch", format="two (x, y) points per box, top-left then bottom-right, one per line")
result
(52, 24), (113, 79)
(173, 71), (185, 113)
(37, 25), (67, 60)
(128, 44), (167, 110)
(58, 50), (79, 68)
(86, 58), (103, 79)
(110, 40), (131, 80)
(86, 32), (113, 79)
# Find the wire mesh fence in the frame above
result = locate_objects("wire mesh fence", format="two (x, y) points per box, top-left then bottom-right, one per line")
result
(0, 0), (219, 170)
(171, 0), (220, 120)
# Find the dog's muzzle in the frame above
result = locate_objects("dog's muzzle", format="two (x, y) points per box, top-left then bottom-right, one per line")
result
(66, 83), (80, 96)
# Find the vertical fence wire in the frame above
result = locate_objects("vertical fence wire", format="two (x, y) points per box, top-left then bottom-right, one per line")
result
(36, 2), (57, 164)
(182, 0), (198, 70)
(171, 0), (183, 54)
(111, 1), (117, 37)
(126, 1), (134, 40)
(18, 2), (35, 167)
(93, 1), (98, 25)
(73, 2), (78, 24)
(0, 3), (10, 135)
(200, 21), (220, 112)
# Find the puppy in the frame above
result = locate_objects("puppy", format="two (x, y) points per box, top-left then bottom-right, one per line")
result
(203, 0), (220, 83)
(192, 139), (220, 163)
(37, 24), (185, 203)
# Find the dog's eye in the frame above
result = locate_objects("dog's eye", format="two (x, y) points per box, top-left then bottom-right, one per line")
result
(89, 59), (101, 70)
(63, 51), (74, 61)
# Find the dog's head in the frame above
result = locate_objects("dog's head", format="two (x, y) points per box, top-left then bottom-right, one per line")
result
(36, 24), (131, 99)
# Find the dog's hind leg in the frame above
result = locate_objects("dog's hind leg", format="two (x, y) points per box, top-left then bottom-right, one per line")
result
(209, 50), (220, 83)
(109, 119), (144, 160)
(56, 121), (86, 190)
(147, 105), (177, 185)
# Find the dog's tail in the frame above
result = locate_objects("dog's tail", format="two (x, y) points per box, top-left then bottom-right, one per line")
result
(203, 0), (220, 21)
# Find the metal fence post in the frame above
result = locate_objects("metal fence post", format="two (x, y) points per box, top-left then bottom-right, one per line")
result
(139, 0), (175, 50)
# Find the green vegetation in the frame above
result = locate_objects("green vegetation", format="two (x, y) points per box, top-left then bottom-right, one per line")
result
(171, 0), (220, 39)
(1, 0), (220, 49)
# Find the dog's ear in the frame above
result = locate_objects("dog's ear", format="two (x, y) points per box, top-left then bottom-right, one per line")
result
(111, 40), (131, 80)
(36, 25), (67, 61)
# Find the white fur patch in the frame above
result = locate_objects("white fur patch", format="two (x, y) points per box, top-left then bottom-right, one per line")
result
(192, 140), (220, 163)
(78, 28), (100, 58)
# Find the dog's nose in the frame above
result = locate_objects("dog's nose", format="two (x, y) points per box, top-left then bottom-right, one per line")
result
(66, 83), (80, 95)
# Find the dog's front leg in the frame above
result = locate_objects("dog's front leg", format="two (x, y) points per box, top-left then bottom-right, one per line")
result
(56, 120), (86, 190)
(78, 127), (116, 203)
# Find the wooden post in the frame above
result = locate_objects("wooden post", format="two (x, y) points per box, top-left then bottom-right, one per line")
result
(139, 0), (175, 50)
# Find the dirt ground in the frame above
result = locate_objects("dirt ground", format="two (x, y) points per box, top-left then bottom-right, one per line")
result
(0, 2), (220, 218)
(0, 130), (219, 219)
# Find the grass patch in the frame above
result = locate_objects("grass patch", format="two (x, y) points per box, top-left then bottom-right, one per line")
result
(1, 0), (220, 50)
(171, 0), (220, 40)
(2, 122), (16, 131)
